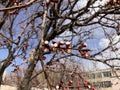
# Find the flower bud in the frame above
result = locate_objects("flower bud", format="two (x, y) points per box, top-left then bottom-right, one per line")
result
(44, 48), (49, 52)
(66, 41), (70, 45)
(56, 85), (59, 89)
(41, 2), (46, 6)
(81, 42), (87, 47)
(83, 52), (89, 58)
(68, 80), (73, 86)
(58, 41), (64, 48)
(44, 40), (49, 44)
(53, 43), (58, 48)
(66, 49), (71, 53)
(66, 41), (71, 49)
(43, 41), (50, 52)
(59, 41), (64, 45)
(84, 80), (90, 87)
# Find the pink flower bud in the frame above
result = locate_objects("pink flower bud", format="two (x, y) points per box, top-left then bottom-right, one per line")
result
(44, 41), (49, 44)
(66, 41), (70, 45)
(69, 80), (73, 83)
(68, 80), (73, 86)
(56, 85), (59, 89)
(59, 41), (64, 45)
(41, 2), (46, 6)
(85, 80), (90, 87)
(53, 43), (58, 47)
(84, 53), (89, 57)
(66, 41), (71, 49)
(81, 42), (87, 47)
(44, 48), (49, 52)
(88, 85), (91, 89)
(66, 49), (71, 53)
(58, 41), (64, 48)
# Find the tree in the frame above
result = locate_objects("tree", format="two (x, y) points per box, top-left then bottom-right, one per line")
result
(0, 0), (120, 90)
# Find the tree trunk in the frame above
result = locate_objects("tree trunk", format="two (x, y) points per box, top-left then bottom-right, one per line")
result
(17, 58), (38, 90)
(0, 58), (12, 85)
(0, 70), (4, 85)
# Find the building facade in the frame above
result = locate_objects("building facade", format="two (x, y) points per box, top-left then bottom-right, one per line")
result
(85, 69), (120, 90)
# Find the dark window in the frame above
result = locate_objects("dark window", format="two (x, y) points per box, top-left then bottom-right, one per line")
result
(103, 81), (112, 88)
(103, 71), (112, 77)
(93, 81), (112, 88)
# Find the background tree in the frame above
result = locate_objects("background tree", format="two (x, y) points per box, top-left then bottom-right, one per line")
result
(0, 0), (120, 90)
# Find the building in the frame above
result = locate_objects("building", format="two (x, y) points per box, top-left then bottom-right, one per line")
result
(85, 68), (120, 90)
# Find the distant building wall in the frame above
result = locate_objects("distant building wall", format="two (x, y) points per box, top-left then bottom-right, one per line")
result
(112, 78), (120, 90)
(85, 69), (120, 90)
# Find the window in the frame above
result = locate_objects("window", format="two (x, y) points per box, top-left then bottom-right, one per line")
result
(89, 73), (102, 79)
(102, 71), (112, 77)
(103, 81), (112, 88)
(93, 81), (112, 88)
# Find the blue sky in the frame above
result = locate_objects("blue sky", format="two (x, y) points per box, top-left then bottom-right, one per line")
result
(0, 49), (8, 60)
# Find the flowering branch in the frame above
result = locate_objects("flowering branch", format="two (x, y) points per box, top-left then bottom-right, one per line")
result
(0, 0), (36, 12)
